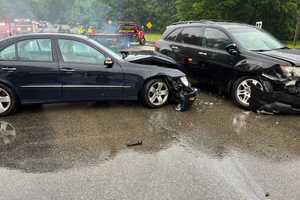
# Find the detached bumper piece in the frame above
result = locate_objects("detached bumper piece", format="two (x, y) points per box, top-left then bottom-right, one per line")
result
(175, 88), (198, 112)
(250, 84), (300, 114)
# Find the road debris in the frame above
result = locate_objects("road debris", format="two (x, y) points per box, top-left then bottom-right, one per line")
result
(126, 140), (143, 147)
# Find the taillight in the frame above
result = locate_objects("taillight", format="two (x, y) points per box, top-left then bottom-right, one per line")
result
(154, 42), (160, 51)
(17, 27), (21, 32)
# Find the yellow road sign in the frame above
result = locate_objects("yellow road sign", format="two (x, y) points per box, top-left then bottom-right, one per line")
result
(146, 21), (153, 29)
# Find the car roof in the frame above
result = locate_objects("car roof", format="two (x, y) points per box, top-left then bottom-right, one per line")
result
(0, 33), (89, 42)
(168, 20), (256, 30)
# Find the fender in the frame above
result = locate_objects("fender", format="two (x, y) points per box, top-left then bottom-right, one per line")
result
(0, 78), (21, 99)
(233, 59), (274, 73)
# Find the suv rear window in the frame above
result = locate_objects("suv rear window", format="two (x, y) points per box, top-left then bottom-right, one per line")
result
(165, 28), (182, 42)
(176, 27), (204, 46)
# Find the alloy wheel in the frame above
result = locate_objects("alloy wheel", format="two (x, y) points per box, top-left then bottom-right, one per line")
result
(236, 79), (263, 107)
(0, 88), (11, 114)
(148, 81), (169, 106)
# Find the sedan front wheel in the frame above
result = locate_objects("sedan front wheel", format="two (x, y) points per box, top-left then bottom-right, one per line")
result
(142, 79), (170, 108)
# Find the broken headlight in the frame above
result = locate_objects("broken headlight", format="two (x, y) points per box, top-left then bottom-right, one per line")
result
(180, 76), (190, 87)
(280, 65), (295, 77)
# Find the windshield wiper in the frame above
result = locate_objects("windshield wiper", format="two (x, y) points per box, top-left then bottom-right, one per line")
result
(275, 46), (289, 50)
(252, 49), (270, 52)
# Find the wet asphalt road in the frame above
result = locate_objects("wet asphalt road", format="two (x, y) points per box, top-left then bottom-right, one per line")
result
(0, 90), (300, 200)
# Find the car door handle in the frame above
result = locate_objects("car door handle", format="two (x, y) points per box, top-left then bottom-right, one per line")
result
(198, 51), (208, 56)
(61, 68), (76, 73)
(1, 67), (16, 71)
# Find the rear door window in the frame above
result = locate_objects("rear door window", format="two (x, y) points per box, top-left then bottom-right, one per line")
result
(203, 28), (232, 50)
(17, 39), (53, 62)
(0, 44), (16, 60)
(176, 27), (205, 46)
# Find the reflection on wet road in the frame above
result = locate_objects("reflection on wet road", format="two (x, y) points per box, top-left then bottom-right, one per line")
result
(0, 92), (300, 200)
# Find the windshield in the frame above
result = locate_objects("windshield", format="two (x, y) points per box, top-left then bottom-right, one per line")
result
(231, 28), (285, 51)
(88, 38), (123, 60)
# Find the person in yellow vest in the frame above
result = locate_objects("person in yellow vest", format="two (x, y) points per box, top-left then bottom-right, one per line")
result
(87, 26), (93, 35)
(78, 25), (85, 35)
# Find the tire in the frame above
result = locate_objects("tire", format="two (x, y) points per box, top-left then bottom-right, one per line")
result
(0, 84), (17, 116)
(141, 79), (170, 108)
(231, 76), (264, 110)
(139, 38), (146, 45)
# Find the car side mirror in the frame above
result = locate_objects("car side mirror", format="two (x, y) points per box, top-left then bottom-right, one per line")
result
(226, 43), (239, 55)
(104, 57), (114, 68)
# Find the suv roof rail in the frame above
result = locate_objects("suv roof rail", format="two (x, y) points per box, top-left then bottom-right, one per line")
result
(170, 20), (213, 26)
(170, 19), (243, 26)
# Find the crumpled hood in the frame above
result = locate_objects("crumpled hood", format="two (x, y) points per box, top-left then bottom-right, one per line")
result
(124, 52), (178, 68)
(259, 49), (300, 66)
(120, 51), (185, 78)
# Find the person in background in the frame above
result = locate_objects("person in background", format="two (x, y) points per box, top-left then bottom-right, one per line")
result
(87, 26), (96, 35)
(78, 25), (86, 35)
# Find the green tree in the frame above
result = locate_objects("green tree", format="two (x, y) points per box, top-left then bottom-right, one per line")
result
(0, 0), (298, 39)
(176, 0), (299, 40)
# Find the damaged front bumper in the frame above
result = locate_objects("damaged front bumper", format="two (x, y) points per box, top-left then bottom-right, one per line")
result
(250, 79), (300, 114)
(170, 77), (198, 112)
(175, 87), (198, 112)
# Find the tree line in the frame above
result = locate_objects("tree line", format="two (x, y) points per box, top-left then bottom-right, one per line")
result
(0, 0), (299, 40)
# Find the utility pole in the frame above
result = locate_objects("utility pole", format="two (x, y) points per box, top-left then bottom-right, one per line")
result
(293, 16), (300, 47)
(127, 0), (130, 20)
(293, 5), (300, 47)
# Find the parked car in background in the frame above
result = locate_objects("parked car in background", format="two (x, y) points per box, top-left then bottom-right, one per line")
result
(156, 20), (300, 112)
(0, 22), (12, 38)
(89, 33), (131, 51)
(118, 22), (146, 45)
(0, 33), (197, 116)
(13, 18), (33, 34)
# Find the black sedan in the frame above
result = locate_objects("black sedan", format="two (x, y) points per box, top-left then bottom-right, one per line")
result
(0, 33), (197, 116)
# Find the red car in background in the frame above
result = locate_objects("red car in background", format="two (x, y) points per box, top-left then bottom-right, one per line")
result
(118, 22), (146, 45)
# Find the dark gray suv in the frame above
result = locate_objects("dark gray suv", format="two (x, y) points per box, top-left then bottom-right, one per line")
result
(156, 20), (300, 112)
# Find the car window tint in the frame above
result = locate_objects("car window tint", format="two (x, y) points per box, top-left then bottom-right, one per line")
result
(58, 39), (105, 64)
(18, 39), (53, 62)
(204, 28), (232, 50)
(165, 28), (182, 42)
(176, 27), (204, 46)
(0, 44), (16, 60)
